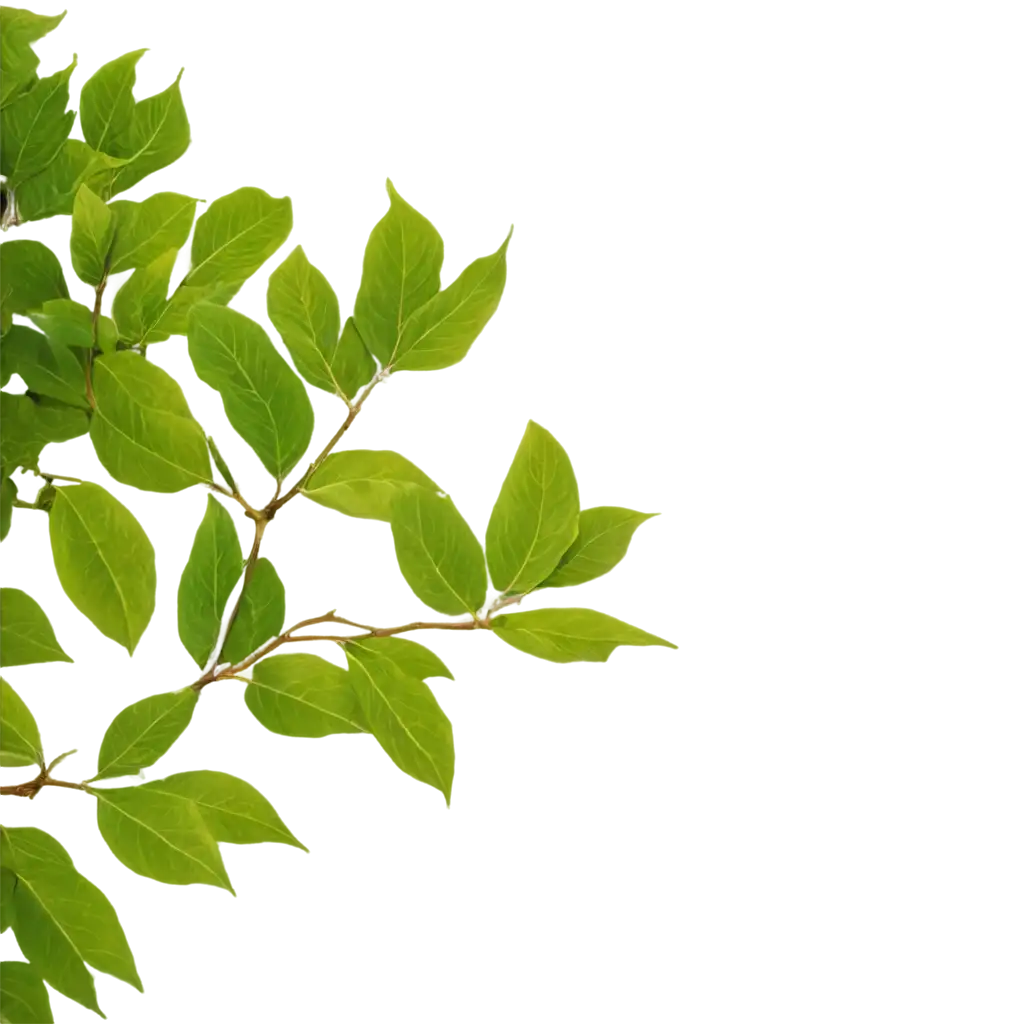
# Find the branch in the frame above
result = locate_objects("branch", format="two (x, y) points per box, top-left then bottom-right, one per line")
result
(85, 274), (109, 409)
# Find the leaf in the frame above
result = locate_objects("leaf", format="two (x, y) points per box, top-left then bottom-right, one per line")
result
(49, 483), (156, 654)
(393, 229), (512, 371)
(0, 324), (89, 409)
(0, 588), (71, 667)
(221, 558), (285, 664)
(106, 70), (190, 197)
(390, 486), (487, 615)
(302, 449), (439, 522)
(247, 653), (365, 737)
(13, 140), (126, 222)
(0, 961), (53, 1023)
(182, 186), (292, 293)
(0, 393), (89, 472)
(268, 247), (344, 391)
(143, 770), (306, 850)
(92, 689), (198, 782)
(345, 639), (455, 804)
(177, 496), (243, 668)
(0, 6), (66, 109)
(2, 826), (143, 1012)
(485, 421), (580, 594)
(0, 59), (76, 186)
(69, 184), (115, 286)
(0, 477), (14, 541)
(28, 298), (117, 352)
(79, 48), (146, 155)
(490, 608), (677, 663)
(110, 247), (176, 344)
(353, 179), (444, 365)
(187, 303), (313, 480)
(539, 507), (658, 588)
(0, 678), (44, 768)
(348, 637), (453, 682)
(90, 351), (212, 492)
(1, 867), (16, 933)
(0, 240), (68, 331)
(94, 786), (233, 891)
(108, 191), (198, 274)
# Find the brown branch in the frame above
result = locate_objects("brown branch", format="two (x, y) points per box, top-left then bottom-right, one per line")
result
(1, 774), (85, 799)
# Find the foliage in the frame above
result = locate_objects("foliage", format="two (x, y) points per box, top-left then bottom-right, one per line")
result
(0, 7), (675, 1020)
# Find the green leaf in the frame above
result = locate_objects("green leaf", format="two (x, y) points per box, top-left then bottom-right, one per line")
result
(0, 678), (44, 768)
(90, 351), (212, 492)
(106, 70), (190, 197)
(28, 298), (117, 352)
(0, 961), (53, 1023)
(182, 186), (292, 293)
(393, 229), (511, 371)
(0, 58), (76, 186)
(0, 588), (71, 667)
(177, 496), (243, 668)
(349, 635), (453, 682)
(0, 477), (14, 541)
(13, 140), (126, 222)
(353, 179), (443, 366)
(69, 184), (115, 286)
(390, 486), (486, 615)
(490, 608), (677, 663)
(49, 483), (156, 654)
(539, 507), (657, 588)
(79, 48), (146, 155)
(302, 449), (438, 522)
(0, 6), (66, 109)
(110, 247), (176, 344)
(108, 191), (198, 274)
(0, 240), (68, 331)
(221, 558), (285, 664)
(2, 825), (143, 1013)
(94, 785), (233, 892)
(486, 421), (580, 594)
(91, 688), (198, 782)
(0, 392), (88, 472)
(187, 303), (313, 480)
(247, 653), (365, 737)
(0, 867), (16, 933)
(143, 770), (306, 850)
(0, 324), (89, 409)
(345, 639), (455, 804)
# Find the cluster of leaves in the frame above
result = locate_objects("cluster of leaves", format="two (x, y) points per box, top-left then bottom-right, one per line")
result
(0, 8), (675, 1022)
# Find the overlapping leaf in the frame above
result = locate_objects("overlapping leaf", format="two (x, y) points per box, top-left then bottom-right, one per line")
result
(110, 247), (176, 344)
(0, 324), (89, 409)
(221, 558), (285, 664)
(69, 184), (115, 286)
(0, 960), (53, 1023)
(108, 191), (198, 274)
(539, 507), (657, 588)
(0, 392), (88, 472)
(0, 239), (68, 331)
(0, 6), (66, 109)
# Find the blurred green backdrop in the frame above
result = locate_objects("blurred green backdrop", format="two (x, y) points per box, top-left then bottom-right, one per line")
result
(6, 0), (1024, 1015)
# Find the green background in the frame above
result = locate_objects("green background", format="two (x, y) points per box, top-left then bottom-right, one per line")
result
(2, 2), (1024, 1015)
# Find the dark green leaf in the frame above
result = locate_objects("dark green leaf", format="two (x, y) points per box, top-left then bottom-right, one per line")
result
(1, 867), (15, 932)
(188, 303), (313, 480)
(182, 186), (292, 293)
(0, 240), (68, 331)
(353, 179), (443, 365)
(247, 653), (365, 737)
(0, 678), (44, 768)
(69, 184), (114, 286)
(539, 507), (657, 588)
(0, 392), (89, 472)
(79, 48), (146, 155)
(486, 420), (580, 594)
(0, 477), (14, 541)
(49, 483), (156, 654)
(349, 636), (453, 682)
(0, 588), (71, 667)
(221, 558), (285, 664)
(110, 247), (175, 344)
(0, 6), (66, 110)
(390, 486), (486, 615)
(13, 139), (126, 222)
(0, 960), (53, 1023)
(0, 324), (89, 409)
(28, 298), (117, 352)
(108, 191), (197, 274)
(92, 688), (198, 782)
(0, 59), (76, 186)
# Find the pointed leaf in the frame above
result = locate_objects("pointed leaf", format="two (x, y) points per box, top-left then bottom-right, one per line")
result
(187, 303), (313, 480)
(490, 607), (677, 663)
(107, 191), (197, 274)
(182, 186), (292, 292)
(268, 247), (344, 391)
(349, 636), (453, 682)
(0, 678), (44, 768)
(49, 483), (156, 654)
(0, 240), (68, 331)
(0, 325), (89, 409)
(2, 827), (142, 998)
(70, 184), (115, 286)
(390, 486), (486, 615)
(0, 6), (66, 109)
(14, 139), (126, 222)
(0, 588), (71, 667)
(539, 507), (657, 588)
(110, 247), (176, 344)
(90, 351), (212, 492)
(302, 449), (438, 522)
(393, 229), (511, 371)
(27, 297), (114, 350)
(80, 48), (146, 155)
(345, 640), (455, 804)
(107, 70), (190, 197)
(221, 558), (285, 664)
(92, 689), (198, 782)
(486, 421), (580, 594)
(0, 392), (88, 472)
(94, 786), (233, 891)
(0, 59), (76, 186)
(354, 179), (443, 365)
(248, 653), (365, 737)
(0, 961), (53, 1023)
(144, 770), (306, 850)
